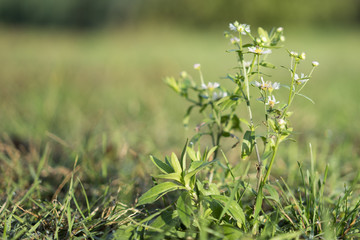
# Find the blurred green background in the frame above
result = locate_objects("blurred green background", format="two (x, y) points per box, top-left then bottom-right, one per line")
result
(0, 0), (359, 186)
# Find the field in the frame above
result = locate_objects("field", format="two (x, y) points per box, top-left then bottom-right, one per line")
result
(0, 24), (360, 238)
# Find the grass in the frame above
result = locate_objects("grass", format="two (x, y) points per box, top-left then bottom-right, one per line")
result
(0, 24), (359, 238)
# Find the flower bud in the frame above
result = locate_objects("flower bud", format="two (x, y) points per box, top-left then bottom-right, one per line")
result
(299, 52), (306, 60)
(290, 51), (298, 57)
(277, 27), (284, 32)
(280, 36), (285, 42)
(278, 118), (286, 126)
(193, 63), (201, 70)
(312, 61), (319, 67)
(180, 71), (187, 78)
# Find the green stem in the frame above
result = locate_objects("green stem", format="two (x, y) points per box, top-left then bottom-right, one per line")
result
(287, 61), (297, 108)
(237, 39), (262, 191)
(282, 59), (298, 118)
(262, 136), (280, 183)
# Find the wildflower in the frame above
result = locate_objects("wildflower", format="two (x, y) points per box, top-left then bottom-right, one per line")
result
(243, 61), (253, 68)
(268, 82), (280, 93)
(254, 77), (280, 92)
(212, 91), (228, 100)
(229, 22), (237, 31)
(194, 63), (201, 70)
(254, 77), (269, 90)
(229, 21), (250, 35)
(277, 27), (284, 32)
(180, 71), (187, 78)
(248, 46), (272, 55)
(266, 95), (279, 108)
(290, 51), (298, 57)
(294, 73), (309, 85)
(299, 52), (306, 60)
(261, 36), (267, 43)
(278, 118), (286, 126)
(230, 37), (240, 44)
(201, 82), (220, 91)
(312, 61), (319, 67)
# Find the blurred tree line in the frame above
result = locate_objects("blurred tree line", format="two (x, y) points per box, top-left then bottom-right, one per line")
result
(0, 0), (359, 28)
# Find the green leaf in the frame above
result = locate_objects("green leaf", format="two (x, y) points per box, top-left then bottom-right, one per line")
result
(137, 182), (186, 206)
(177, 192), (193, 228)
(187, 146), (198, 162)
(241, 130), (255, 159)
(295, 93), (315, 104)
(170, 152), (182, 174)
(264, 184), (280, 203)
(165, 77), (180, 93)
(260, 61), (276, 69)
(183, 106), (195, 127)
(221, 224), (244, 239)
(189, 132), (209, 145)
(206, 146), (218, 161)
(268, 119), (276, 131)
(239, 118), (250, 128)
(258, 27), (269, 41)
(180, 140), (188, 171)
(216, 97), (237, 111)
(153, 173), (182, 183)
(210, 195), (246, 226)
(150, 209), (178, 230)
(196, 181), (220, 196)
(269, 231), (303, 240)
(184, 160), (216, 188)
(253, 184), (264, 220)
(150, 155), (174, 174)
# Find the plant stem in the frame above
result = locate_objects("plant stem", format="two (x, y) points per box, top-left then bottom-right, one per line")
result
(262, 136), (280, 183)
(237, 40), (262, 191)
(282, 59), (298, 118)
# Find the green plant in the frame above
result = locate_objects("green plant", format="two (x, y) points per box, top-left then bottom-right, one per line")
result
(132, 22), (360, 239)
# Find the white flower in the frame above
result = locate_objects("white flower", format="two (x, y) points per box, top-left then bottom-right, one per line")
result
(294, 73), (309, 84)
(229, 22), (237, 31)
(266, 95), (279, 108)
(212, 91), (228, 100)
(248, 46), (272, 55)
(277, 27), (284, 32)
(290, 51), (298, 57)
(243, 61), (253, 68)
(230, 37), (240, 44)
(254, 77), (279, 91)
(229, 21), (250, 35)
(278, 118), (286, 126)
(201, 82), (220, 91)
(312, 61), (319, 67)
(299, 52), (306, 60)
(194, 63), (201, 70)
(254, 77), (269, 89)
(180, 71), (187, 78)
(238, 24), (250, 35)
(269, 82), (280, 92)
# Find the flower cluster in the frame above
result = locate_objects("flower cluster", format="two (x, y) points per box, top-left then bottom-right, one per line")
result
(248, 46), (272, 55)
(201, 82), (220, 91)
(254, 77), (280, 93)
(289, 51), (306, 60)
(229, 21), (251, 35)
(266, 95), (279, 108)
